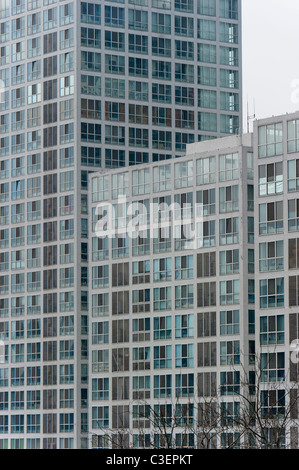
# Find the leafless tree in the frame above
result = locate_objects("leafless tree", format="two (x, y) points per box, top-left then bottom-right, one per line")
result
(89, 352), (299, 449)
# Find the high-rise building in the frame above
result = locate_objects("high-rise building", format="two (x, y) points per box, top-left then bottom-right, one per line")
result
(253, 112), (299, 450)
(89, 111), (299, 450)
(0, 0), (242, 449)
(89, 133), (254, 449)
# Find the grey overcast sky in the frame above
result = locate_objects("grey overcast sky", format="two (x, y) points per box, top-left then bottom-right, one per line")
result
(242, 0), (299, 132)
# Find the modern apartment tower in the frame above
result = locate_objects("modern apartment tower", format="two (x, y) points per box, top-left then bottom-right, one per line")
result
(253, 112), (299, 449)
(89, 133), (255, 449)
(89, 111), (299, 449)
(0, 0), (242, 449)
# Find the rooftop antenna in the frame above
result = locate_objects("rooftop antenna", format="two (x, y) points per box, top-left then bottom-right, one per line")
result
(247, 97), (256, 133)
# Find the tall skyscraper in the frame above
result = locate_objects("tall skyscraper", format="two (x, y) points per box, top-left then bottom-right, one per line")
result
(0, 0), (242, 449)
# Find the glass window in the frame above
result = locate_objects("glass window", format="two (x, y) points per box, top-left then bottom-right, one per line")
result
(260, 278), (284, 309)
(258, 122), (283, 158)
(152, 13), (170, 34)
(219, 185), (239, 212)
(220, 310), (239, 335)
(260, 353), (285, 382)
(258, 162), (283, 195)
(220, 280), (239, 305)
(197, 0), (216, 16)
(197, 19), (216, 40)
(259, 201), (283, 235)
(219, 0), (238, 19)
(219, 217), (239, 245)
(259, 241), (284, 272)
(81, 2), (101, 24)
(220, 249), (239, 275)
(220, 340), (240, 365)
(219, 153), (239, 181)
(260, 315), (284, 346)
(153, 287), (171, 311)
(129, 9), (148, 31)
(153, 164), (171, 192)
